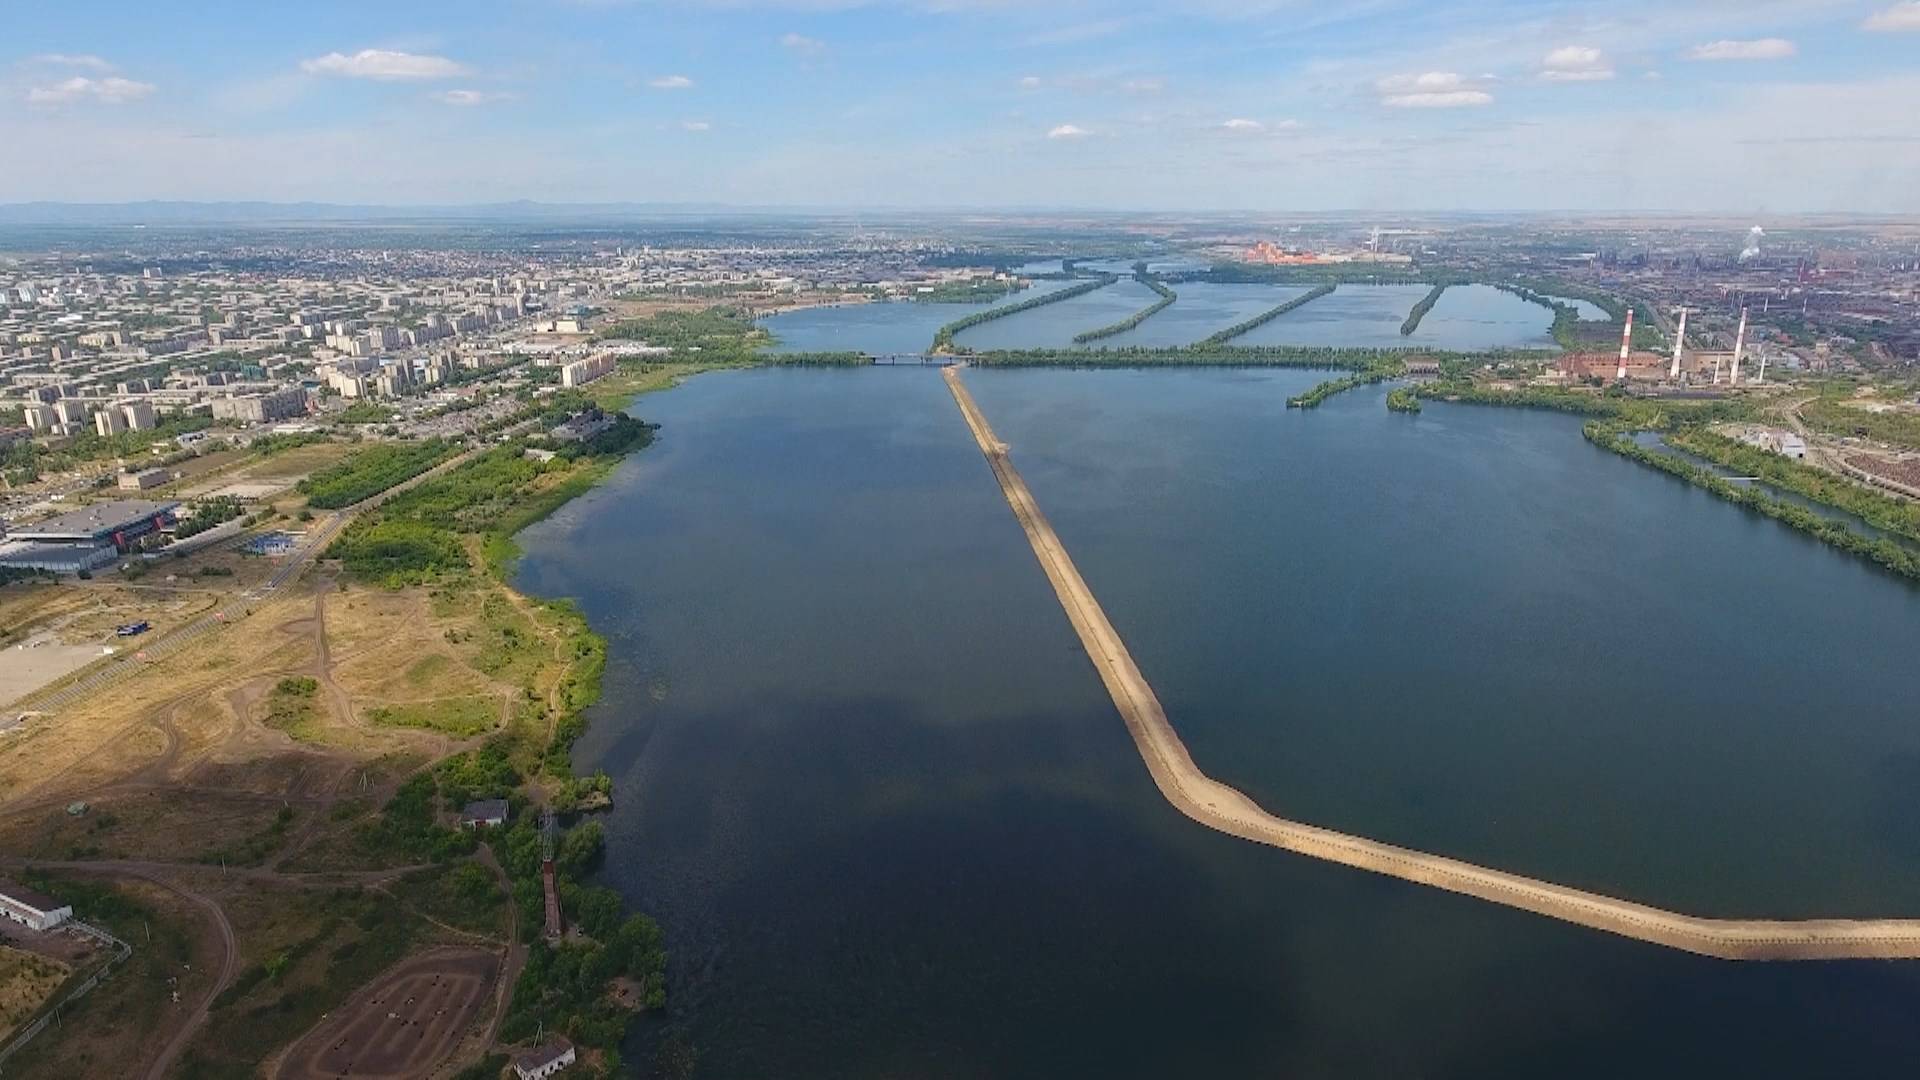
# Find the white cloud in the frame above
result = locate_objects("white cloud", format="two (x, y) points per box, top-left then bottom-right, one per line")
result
(681, 120), (711, 131)
(1047, 123), (1090, 139)
(1018, 75), (1043, 89)
(300, 49), (468, 81)
(1686, 38), (1797, 61)
(432, 89), (512, 106)
(780, 32), (825, 53)
(1540, 45), (1614, 82)
(30, 54), (113, 71)
(649, 74), (694, 90)
(1384, 90), (1493, 107)
(1221, 117), (1264, 131)
(1376, 72), (1493, 108)
(26, 76), (155, 105)
(1864, 2), (1920, 31)
(1122, 77), (1165, 93)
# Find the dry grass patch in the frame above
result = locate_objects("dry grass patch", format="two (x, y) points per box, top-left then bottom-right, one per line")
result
(2, 876), (213, 1080)
(0, 945), (68, 1039)
(0, 789), (300, 864)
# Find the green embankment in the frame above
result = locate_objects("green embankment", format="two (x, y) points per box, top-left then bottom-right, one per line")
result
(1667, 428), (1920, 540)
(299, 440), (457, 509)
(1411, 376), (1916, 582)
(1198, 284), (1336, 347)
(910, 280), (1020, 304)
(963, 345), (1420, 369)
(1801, 397), (1920, 451)
(1288, 359), (1408, 408)
(1073, 278), (1177, 344)
(1400, 284), (1448, 336)
(931, 274), (1117, 353)
(1386, 387), (1422, 413)
(1493, 281), (1659, 353)
(1585, 422), (1920, 583)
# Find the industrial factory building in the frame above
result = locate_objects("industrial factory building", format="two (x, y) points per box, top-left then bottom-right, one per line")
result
(0, 499), (181, 574)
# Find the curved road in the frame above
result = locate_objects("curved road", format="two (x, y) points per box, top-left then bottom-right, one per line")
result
(945, 366), (1920, 962)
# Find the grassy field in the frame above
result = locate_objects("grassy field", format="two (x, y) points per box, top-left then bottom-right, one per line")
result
(179, 884), (431, 1079)
(4, 876), (210, 1080)
(367, 696), (499, 737)
(0, 946), (68, 1039)
(262, 676), (324, 742)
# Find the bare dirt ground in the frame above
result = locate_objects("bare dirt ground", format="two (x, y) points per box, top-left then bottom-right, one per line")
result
(0, 582), (220, 707)
(0, 557), (575, 1075)
(272, 946), (501, 1080)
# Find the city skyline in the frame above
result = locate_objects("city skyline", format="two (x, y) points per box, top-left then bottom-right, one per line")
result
(5, 0), (1920, 213)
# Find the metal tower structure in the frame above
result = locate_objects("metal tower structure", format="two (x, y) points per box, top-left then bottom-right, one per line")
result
(541, 808), (564, 941)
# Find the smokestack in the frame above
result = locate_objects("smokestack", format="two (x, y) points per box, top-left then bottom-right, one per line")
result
(1616, 308), (1634, 382)
(1730, 307), (1748, 385)
(1670, 309), (1688, 380)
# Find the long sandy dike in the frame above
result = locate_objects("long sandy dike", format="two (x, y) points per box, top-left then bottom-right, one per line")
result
(943, 365), (1920, 961)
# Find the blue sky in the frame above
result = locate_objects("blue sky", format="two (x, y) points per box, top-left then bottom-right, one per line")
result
(4, 0), (1919, 211)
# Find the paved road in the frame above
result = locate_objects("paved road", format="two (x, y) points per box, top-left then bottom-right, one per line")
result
(946, 365), (1920, 962)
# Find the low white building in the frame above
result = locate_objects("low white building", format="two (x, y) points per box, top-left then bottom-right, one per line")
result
(514, 1038), (576, 1079)
(0, 881), (73, 931)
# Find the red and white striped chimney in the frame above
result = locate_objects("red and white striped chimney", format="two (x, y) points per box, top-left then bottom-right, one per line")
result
(1615, 308), (1634, 381)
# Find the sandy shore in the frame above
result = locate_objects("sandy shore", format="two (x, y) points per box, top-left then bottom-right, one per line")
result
(944, 365), (1920, 961)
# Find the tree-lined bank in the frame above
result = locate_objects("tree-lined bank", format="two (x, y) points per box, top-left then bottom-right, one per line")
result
(1074, 278), (1177, 343)
(931, 274), (1117, 353)
(1199, 284), (1336, 347)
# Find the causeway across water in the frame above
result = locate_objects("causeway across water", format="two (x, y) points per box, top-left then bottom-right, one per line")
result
(943, 365), (1920, 961)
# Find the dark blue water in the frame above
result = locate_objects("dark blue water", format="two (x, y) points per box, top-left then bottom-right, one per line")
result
(516, 368), (1920, 1078)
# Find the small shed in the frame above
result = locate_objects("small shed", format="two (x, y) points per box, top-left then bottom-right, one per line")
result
(460, 798), (510, 829)
(514, 1038), (576, 1079)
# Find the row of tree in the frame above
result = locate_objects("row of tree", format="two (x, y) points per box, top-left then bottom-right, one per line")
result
(930, 274), (1117, 352)
(1585, 421), (1920, 583)
(1199, 284), (1337, 346)
(1286, 359), (1407, 408)
(963, 343), (1404, 369)
(1072, 278), (1177, 343)
(1400, 284), (1449, 336)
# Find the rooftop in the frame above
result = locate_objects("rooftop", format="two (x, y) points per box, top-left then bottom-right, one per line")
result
(462, 798), (510, 822)
(0, 879), (67, 914)
(11, 500), (180, 541)
(514, 1038), (575, 1071)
